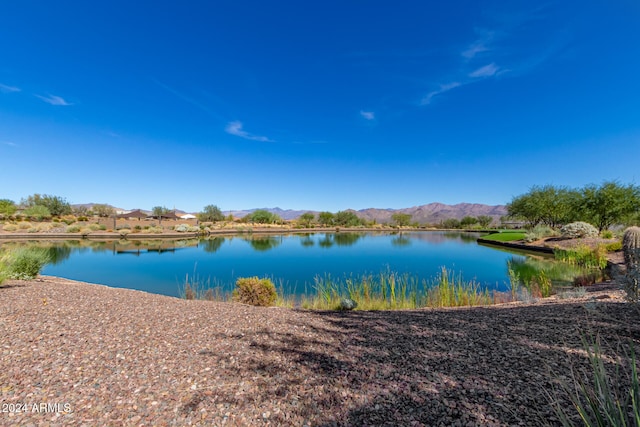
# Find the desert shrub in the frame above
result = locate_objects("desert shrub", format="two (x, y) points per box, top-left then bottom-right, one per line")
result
(36, 223), (53, 232)
(561, 221), (599, 239)
(232, 277), (277, 306)
(77, 216), (88, 222)
(175, 224), (190, 232)
(524, 225), (556, 243)
(88, 224), (101, 231)
(5, 248), (51, 280)
(66, 225), (81, 233)
(134, 225), (142, 231)
(600, 230), (614, 239)
(61, 216), (76, 225)
(3, 224), (17, 232)
(79, 227), (92, 235)
(116, 224), (131, 230)
(22, 205), (51, 221)
(98, 224), (106, 230)
(18, 222), (32, 230)
(119, 229), (131, 238)
(605, 241), (623, 252)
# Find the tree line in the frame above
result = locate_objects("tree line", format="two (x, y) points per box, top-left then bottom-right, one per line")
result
(506, 181), (640, 231)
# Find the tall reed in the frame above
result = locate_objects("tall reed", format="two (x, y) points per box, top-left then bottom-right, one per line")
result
(301, 268), (497, 310)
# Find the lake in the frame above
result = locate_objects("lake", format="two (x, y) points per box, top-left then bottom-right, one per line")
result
(2, 231), (590, 298)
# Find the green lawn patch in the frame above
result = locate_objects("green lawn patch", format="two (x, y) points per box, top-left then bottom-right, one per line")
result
(481, 232), (526, 242)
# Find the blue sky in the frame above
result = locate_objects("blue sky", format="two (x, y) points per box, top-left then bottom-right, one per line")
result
(1, 1), (639, 212)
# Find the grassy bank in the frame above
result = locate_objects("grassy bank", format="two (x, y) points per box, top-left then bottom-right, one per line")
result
(180, 268), (517, 310)
(481, 231), (527, 242)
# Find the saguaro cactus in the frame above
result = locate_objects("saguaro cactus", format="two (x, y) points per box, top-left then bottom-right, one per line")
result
(622, 227), (640, 302)
(623, 226), (640, 269)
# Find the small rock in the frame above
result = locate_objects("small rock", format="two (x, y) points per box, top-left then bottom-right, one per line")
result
(339, 298), (358, 310)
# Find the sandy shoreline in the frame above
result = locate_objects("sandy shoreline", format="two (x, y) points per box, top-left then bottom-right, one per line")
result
(1, 275), (637, 426)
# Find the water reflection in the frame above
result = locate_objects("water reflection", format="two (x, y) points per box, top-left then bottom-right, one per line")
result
(245, 236), (281, 252)
(300, 234), (315, 247)
(45, 245), (72, 265)
(391, 235), (412, 246)
(317, 232), (364, 248)
(0, 232), (606, 299)
(506, 256), (604, 289)
(202, 237), (225, 253)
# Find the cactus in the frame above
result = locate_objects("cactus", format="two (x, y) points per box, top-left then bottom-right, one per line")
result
(622, 227), (640, 302)
(623, 226), (640, 269)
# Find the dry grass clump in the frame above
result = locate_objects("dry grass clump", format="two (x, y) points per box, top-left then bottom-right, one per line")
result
(232, 277), (277, 306)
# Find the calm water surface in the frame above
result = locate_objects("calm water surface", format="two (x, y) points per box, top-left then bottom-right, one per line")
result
(7, 231), (587, 297)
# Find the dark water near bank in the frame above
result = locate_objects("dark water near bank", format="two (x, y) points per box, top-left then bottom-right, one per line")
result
(3, 232), (591, 297)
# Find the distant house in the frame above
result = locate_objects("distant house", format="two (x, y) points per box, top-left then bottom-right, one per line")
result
(157, 211), (181, 220)
(117, 209), (148, 220)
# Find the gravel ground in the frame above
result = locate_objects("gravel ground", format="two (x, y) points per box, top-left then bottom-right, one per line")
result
(1, 276), (639, 426)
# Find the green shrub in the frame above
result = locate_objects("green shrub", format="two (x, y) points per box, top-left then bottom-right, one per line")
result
(560, 221), (599, 239)
(5, 248), (51, 280)
(66, 225), (81, 233)
(600, 230), (614, 239)
(88, 224), (102, 231)
(605, 241), (622, 252)
(232, 277), (277, 306)
(18, 222), (32, 230)
(22, 205), (51, 221)
(77, 216), (88, 222)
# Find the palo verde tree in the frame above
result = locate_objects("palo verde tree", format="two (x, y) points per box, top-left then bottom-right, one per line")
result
(297, 212), (315, 228)
(477, 215), (493, 228)
(0, 199), (17, 217)
(22, 194), (72, 217)
(318, 211), (335, 226)
(249, 209), (280, 224)
(580, 181), (640, 231)
(391, 212), (412, 227)
(199, 205), (224, 222)
(92, 204), (115, 217)
(460, 216), (478, 228)
(507, 185), (579, 228)
(151, 206), (170, 218)
(334, 211), (363, 227)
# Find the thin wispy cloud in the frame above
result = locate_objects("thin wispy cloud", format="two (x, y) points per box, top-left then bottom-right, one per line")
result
(469, 63), (500, 78)
(35, 94), (72, 106)
(462, 36), (493, 60)
(421, 82), (461, 105)
(0, 83), (20, 93)
(2, 141), (18, 147)
(153, 79), (226, 122)
(360, 110), (375, 120)
(225, 121), (273, 142)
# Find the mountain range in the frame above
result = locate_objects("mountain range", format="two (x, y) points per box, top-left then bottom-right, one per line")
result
(72, 203), (507, 224)
(223, 203), (507, 224)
